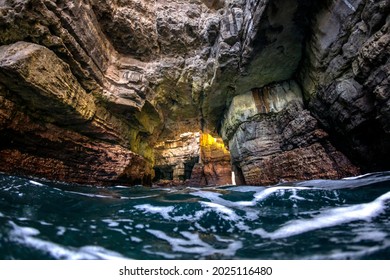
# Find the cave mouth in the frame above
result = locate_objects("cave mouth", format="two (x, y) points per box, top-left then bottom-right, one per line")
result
(184, 156), (199, 180)
(153, 166), (174, 181)
(153, 156), (199, 183)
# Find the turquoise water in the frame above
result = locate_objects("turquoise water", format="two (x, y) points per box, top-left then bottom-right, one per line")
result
(1, 172), (390, 260)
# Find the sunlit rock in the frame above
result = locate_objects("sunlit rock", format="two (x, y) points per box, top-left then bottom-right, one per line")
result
(0, 0), (388, 185)
(154, 132), (200, 183)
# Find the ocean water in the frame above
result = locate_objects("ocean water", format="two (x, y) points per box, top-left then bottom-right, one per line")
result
(0, 172), (390, 260)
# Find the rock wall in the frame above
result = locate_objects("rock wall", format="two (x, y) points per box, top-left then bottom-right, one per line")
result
(0, 0), (388, 186)
(201, 0), (311, 132)
(0, 41), (152, 185)
(0, 0), (243, 185)
(0, 0), (158, 184)
(221, 81), (359, 185)
(154, 132), (232, 186)
(299, 0), (390, 172)
(154, 132), (200, 184)
(189, 133), (232, 186)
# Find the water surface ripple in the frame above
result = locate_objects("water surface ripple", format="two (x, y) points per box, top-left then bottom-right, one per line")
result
(1, 172), (390, 259)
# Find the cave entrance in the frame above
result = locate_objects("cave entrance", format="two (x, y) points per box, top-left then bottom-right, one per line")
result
(153, 166), (174, 181)
(184, 156), (199, 180)
(233, 164), (246, 185)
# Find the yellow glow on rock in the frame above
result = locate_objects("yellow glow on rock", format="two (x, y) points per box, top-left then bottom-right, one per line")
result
(200, 133), (230, 155)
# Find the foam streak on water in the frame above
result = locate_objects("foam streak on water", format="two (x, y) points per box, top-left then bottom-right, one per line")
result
(1, 172), (390, 259)
(7, 221), (127, 260)
(253, 191), (390, 239)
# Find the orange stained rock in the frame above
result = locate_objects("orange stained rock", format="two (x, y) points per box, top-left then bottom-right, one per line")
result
(200, 133), (230, 163)
(200, 133), (227, 150)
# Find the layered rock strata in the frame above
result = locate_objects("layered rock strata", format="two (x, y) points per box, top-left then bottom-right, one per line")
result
(189, 133), (232, 186)
(0, 0), (388, 186)
(154, 132), (200, 184)
(0, 42), (152, 185)
(154, 132), (232, 186)
(222, 80), (359, 185)
(299, 0), (390, 172)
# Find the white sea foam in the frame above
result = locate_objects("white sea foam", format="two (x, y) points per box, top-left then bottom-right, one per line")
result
(194, 222), (207, 232)
(253, 191), (390, 239)
(114, 185), (129, 189)
(226, 186), (265, 193)
(297, 172), (390, 190)
(289, 189), (305, 201)
(134, 204), (174, 220)
(235, 201), (257, 206)
(114, 218), (133, 223)
(78, 246), (128, 259)
(14, 224), (40, 236)
(192, 190), (263, 223)
(102, 219), (120, 227)
(308, 240), (390, 260)
(9, 221), (127, 259)
(146, 229), (242, 257)
(171, 213), (200, 222)
(39, 221), (53, 226)
(342, 173), (375, 180)
(254, 187), (310, 203)
(65, 191), (113, 199)
(191, 191), (223, 202)
(200, 201), (239, 221)
(56, 226), (66, 236)
(192, 190), (256, 208)
(121, 195), (159, 200)
(29, 180), (44, 186)
(109, 228), (127, 235)
(352, 230), (387, 243)
(131, 236), (142, 243)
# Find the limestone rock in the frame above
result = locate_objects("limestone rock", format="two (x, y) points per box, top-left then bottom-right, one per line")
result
(154, 132), (232, 186)
(0, 0), (388, 186)
(221, 80), (303, 141)
(223, 81), (359, 185)
(0, 42), (122, 141)
(0, 91), (151, 185)
(200, 133), (231, 163)
(299, 0), (390, 171)
(196, 133), (232, 186)
(154, 132), (200, 182)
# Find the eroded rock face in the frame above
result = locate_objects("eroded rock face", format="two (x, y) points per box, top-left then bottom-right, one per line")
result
(0, 0), (159, 185)
(0, 0), (388, 186)
(154, 132), (200, 183)
(154, 132), (232, 186)
(189, 133), (232, 186)
(0, 84), (151, 185)
(299, 0), (390, 172)
(222, 81), (359, 185)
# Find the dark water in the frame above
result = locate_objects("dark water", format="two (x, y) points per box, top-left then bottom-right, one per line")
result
(1, 172), (390, 260)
